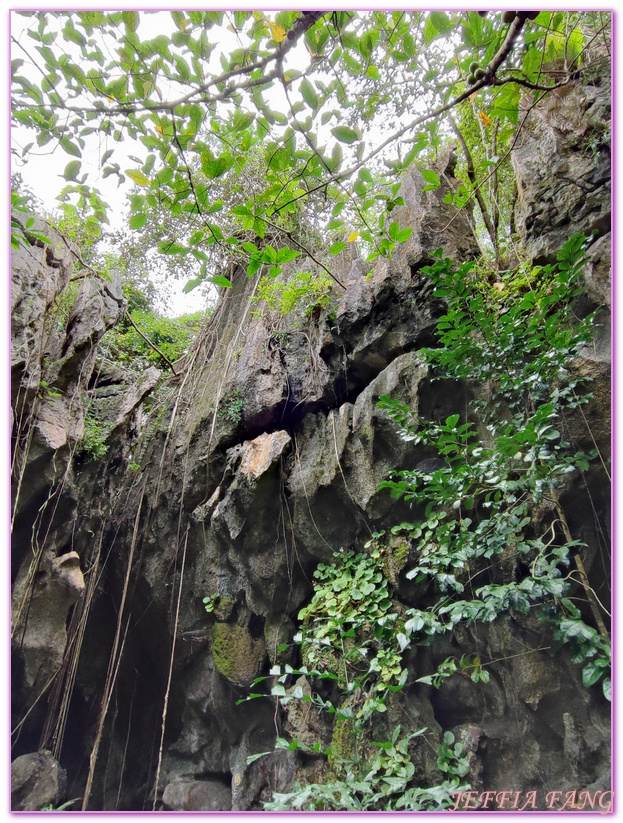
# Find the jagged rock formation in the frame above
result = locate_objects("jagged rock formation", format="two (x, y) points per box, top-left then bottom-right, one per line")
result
(11, 77), (610, 811)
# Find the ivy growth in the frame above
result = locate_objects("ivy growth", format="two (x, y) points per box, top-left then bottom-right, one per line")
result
(101, 308), (204, 371)
(297, 546), (406, 721)
(263, 725), (467, 812)
(218, 393), (244, 426)
(243, 546), (470, 811)
(377, 233), (610, 699)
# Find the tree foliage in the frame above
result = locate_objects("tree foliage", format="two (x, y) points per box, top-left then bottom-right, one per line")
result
(11, 10), (610, 286)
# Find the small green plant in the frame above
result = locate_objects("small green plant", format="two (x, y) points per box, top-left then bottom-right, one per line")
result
(76, 411), (108, 460)
(218, 393), (244, 426)
(101, 308), (204, 370)
(128, 461), (141, 472)
(202, 593), (219, 614)
(436, 732), (470, 778)
(37, 380), (63, 400)
(254, 270), (334, 319)
(261, 726), (467, 811)
(242, 548), (472, 811)
(296, 546), (407, 721)
(40, 798), (81, 811)
(11, 189), (51, 249)
(417, 654), (490, 688)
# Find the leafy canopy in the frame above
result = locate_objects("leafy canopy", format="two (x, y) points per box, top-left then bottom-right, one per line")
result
(11, 10), (604, 287)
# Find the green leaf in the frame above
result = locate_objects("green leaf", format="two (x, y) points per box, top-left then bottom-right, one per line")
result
(582, 661), (603, 689)
(421, 169), (440, 188)
(429, 11), (453, 35)
(129, 213), (147, 230)
(603, 677), (611, 701)
(122, 10), (140, 32)
(126, 169), (150, 186)
(207, 275), (232, 288)
(62, 160), (81, 181)
(201, 152), (235, 178)
(331, 126), (358, 144)
(300, 77), (318, 110)
(60, 137), (81, 158)
(159, 242), (186, 255)
(234, 111), (254, 131)
(245, 751), (271, 765)
(183, 275), (203, 293)
(329, 241), (347, 255)
(403, 145), (421, 168)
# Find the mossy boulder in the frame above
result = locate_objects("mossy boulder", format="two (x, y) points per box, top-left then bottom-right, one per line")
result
(329, 715), (358, 773)
(210, 623), (266, 688)
(382, 535), (410, 585)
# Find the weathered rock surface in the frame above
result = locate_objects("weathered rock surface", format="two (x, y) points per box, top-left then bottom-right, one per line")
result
(11, 74), (610, 811)
(12, 550), (85, 694)
(512, 78), (611, 264)
(11, 751), (67, 811)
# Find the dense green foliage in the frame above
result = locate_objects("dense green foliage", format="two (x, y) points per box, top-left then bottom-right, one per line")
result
(254, 270), (334, 319)
(297, 548), (406, 720)
(377, 234), (610, 697)
(76, 410), (109, 461)
(12, 9), (610, 810)
(11, 10), (609, 284)
(263, 724), (468, 811)
(100, 308), (205, 370)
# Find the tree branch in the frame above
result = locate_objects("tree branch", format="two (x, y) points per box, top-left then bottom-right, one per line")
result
(447, 112), (497, 251)
(274, 17), (532, 215)
(123, 310), (178, 375)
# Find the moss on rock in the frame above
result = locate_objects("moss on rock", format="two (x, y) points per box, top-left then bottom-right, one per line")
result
(329, 715), (359, 773)
(210, 623), (266, 687)
(382, 535), (410, 585)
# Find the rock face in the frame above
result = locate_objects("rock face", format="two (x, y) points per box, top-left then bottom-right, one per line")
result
(11, 76), (610, 812)
(511, 77), (611, 266)
(11, 751), (67, 811)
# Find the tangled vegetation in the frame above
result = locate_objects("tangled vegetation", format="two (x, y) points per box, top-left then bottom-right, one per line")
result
(11, 7), (609, 813)
(100, 308), (205, 370)
(240, 234), (609, 811)
(12, 11), (609, 288)
(379, 234), (610, 698)
(254, 270), (335, 319)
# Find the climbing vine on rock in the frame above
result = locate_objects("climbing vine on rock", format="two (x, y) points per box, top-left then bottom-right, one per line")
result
(245, 547), (469, 811)
(296, 547), (406, 722)
(378, 233), (610, 698)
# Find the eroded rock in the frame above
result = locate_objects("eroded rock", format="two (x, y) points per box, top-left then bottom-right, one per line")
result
(11, 751), (67, 811)
(12, 551), (85, 693)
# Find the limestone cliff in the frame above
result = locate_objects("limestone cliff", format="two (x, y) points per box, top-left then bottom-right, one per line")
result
(11, 76), (610, 812)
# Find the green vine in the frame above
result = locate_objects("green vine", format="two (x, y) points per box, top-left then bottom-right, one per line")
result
(378, 232), (610, 699)
(76, 410), (108, 460)
(296, 546), (406, 721)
